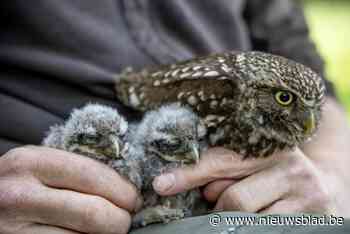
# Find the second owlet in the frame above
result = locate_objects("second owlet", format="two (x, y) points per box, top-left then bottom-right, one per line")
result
(113, 104), (208, 227)
(115, 51), (326, 158)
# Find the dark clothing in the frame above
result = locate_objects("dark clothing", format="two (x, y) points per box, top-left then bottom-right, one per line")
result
(0, 0), (334, 155)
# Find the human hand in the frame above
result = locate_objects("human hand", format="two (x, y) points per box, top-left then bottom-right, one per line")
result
(152, 147), (335, 214)
(0, 146), (142, 234)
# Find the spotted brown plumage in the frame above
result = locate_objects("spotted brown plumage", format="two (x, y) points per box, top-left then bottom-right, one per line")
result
(115, 51), (326, 158)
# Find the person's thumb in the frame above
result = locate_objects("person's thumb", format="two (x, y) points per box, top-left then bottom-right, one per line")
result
(152, 147), (278, 196)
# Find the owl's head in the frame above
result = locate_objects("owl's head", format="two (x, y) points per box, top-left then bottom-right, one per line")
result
(135, 104), (206, 164)
(235, 52), (325, 147)
(62, 104), (128, 159)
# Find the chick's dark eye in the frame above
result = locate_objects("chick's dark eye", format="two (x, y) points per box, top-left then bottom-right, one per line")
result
(78, 134), (99, 144)
(152, 138), (181, 152)
(274, 91), (294, 106)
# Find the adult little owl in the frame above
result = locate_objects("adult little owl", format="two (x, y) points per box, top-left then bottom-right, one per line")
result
(115, 51), (325, 157)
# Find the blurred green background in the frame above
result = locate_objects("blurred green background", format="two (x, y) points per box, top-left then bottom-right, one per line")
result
(302, 0), (350, 118)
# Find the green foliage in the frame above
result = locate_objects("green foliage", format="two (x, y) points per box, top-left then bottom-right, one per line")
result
(303, 0), (350, 118)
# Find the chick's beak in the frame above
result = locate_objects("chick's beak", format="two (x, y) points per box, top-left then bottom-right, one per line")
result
(303, 110), (315, 136)
(186, 143), (200, 164)
(104, 135), (120, 159)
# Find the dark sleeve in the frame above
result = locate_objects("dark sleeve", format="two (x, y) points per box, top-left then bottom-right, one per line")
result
(244, 0), (336, 97)
(0, 1), (144, 155)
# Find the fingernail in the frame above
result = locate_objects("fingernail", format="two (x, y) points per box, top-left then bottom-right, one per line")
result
(153, 173), (175, 193)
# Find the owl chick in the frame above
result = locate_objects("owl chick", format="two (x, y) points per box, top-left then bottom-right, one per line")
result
(127, 104), (208, 227)
(43, 104), (128, 163)
(115, 51), (325, 158)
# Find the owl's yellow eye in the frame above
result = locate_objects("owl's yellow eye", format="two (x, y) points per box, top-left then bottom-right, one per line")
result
(275, 91), (294, 106)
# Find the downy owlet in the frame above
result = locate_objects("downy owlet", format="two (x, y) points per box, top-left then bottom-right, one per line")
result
(115, 51), (326, 158)
(124, 104), (208, 227)
(42, 104), (129, 163)
(43, 103), (144, 191)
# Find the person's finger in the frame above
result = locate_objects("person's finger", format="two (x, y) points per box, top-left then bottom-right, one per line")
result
(214, 158), (292, 212)
(214, 148), (335, 214)
(21, 224), (80, 234)
(203, 179), (237, 202)
(259, 198), (335, 215)
(11, 183), (131, 234)
(3, 146), (142, 213)
(153, 147), (278, 195)
(258, 199), (304, 214)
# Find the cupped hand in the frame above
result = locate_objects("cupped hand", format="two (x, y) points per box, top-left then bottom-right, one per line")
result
(152, 147), (335, 214)
(0, 146), (142, 234)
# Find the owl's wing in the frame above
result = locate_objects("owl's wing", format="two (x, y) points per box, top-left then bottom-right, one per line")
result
(115, 52), (242, 122)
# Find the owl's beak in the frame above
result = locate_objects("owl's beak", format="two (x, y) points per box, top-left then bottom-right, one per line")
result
(188, 143), (200, 164)
(104, 135), (120, 159)
(112, 135), (121, 158)
(302, 110), (315, 136)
